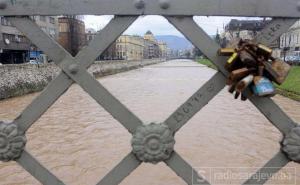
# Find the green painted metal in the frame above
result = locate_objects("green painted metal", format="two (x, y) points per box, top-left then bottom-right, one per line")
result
(0, 2), (299, 185)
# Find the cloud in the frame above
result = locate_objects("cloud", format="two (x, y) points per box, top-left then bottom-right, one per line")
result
(84, 15), (263, 37)
(84, 15), (114, 31)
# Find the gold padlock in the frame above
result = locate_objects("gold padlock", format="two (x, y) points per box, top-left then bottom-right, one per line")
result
(225, 52), (242, 72)
(257, 44), (273, 57)
(218, 48), (235, 56)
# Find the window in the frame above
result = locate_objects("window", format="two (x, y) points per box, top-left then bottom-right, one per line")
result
(2, 34), (28, 43)
(1, 17), (11, 26)
(49, 17), (55, 24)
(40, 26), (47, 33)
(49, 28), (56, 37)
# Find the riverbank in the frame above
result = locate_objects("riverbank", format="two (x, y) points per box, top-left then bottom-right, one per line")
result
(197, 58), (300, 101)
(197, 58), (217, 70)
(275, 66), (300, 101)
(0, 59), (164, 100)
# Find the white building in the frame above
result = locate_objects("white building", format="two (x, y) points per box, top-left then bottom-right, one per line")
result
(280, 20), (300, 57)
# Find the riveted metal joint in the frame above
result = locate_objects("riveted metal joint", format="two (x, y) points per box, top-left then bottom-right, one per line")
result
(68, 63), (79, 75)
(131, 123), (175, 164)
(159, 0), (170, 9)
(0, 1), (7, 9)
(297, 1), (300, 11)
(282, 126), (300, 163)
(0, 121), (27, 162)
(134, 0), (145, 9)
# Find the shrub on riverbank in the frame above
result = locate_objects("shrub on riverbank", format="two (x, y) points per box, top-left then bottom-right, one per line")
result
(197, 59), (217, 70)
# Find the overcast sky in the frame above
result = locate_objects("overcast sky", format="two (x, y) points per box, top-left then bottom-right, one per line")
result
(84, 15), (262, 37)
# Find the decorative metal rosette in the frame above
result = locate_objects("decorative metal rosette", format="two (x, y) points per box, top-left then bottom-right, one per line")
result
(0, 121), (26, 162)
(282, 126), (300, 163)
(131, 123), (175, 164)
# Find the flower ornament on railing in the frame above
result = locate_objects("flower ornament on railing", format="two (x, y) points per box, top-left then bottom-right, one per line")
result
(282, 126), (300, 163)
(0, 121), (26, 162)
(131, 123), (175, 164)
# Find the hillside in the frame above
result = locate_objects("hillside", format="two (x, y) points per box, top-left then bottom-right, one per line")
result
(155, 35), (193, 50)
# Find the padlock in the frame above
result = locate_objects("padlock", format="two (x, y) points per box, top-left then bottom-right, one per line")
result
(228, 84), (236, 94)
(218, 48), (235, 56)
(228, 67), (256, 85)
(225, 52), (243, 72)
(239, 50), (258, 68)
(257, 44), (273, 58)
(235, 75), (254, 93)
(252, 76), (276, 97)
(263, 59), (291, 85)
(258, 65), (264, 76)
(241, 94), (248, 101)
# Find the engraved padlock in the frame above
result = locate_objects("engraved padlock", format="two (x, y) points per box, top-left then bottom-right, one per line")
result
(252, 76), (276, 97)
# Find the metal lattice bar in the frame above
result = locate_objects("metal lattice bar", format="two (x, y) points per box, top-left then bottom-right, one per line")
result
(164, 17), (299, 185)
(164, 17), (298, 134)
(13, 72), (73, 132)
(164, 72), (226, 133)
(0, 1), (299, 185)
(242, 151), (291, 185)
(62, 66), (144, 133)
(165, 151), (210, 185)
(96, 153), (141, 185)
(249, 96), (297, 135)
(1, 0), (300, 17)
(253, 18), (299, 44)
(9, 16), (138, 133)
(16, 150), (65, 185)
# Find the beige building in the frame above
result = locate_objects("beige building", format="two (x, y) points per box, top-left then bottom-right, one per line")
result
(158, 41), (168, 58)
(144, 31), (160, 59)
(144, 30), (156, 42)
(115, 35), (144, 60)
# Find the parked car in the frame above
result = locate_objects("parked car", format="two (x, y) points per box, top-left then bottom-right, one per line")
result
(284, 56), (300, 65)
(30, 61), (44, 65)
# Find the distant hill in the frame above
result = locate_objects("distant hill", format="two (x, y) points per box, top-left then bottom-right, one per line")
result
(155, 35), (193, 50)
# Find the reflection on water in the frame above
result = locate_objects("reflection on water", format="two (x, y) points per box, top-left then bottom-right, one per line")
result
(0, 60), (299, 185)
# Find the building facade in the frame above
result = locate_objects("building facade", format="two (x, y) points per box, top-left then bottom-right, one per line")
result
(280, 20), (300, 57)
(158, 41), (168, 58)
(144, 31), (160, 59)
(85, 29), (168, 61)
(0, 16), (31, 64)
(0, 16), (59, 64)
(115, 35), (144, 60)
(222, 19), (271, 47)
(58, 16), (86, 56)
(30, 16), (59, 60)
(222, 19), (283, 57)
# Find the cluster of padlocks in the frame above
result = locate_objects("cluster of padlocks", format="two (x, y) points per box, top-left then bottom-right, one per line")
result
(219, 40), (291, 101)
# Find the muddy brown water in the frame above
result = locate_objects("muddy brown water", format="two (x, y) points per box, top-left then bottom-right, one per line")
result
(0, 60), (299, 185)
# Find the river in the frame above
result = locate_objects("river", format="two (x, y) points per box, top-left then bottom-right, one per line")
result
(0, 60), (299, 185)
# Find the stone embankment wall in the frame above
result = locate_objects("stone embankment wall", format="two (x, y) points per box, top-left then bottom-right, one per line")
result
(0, 59), (164, 100)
